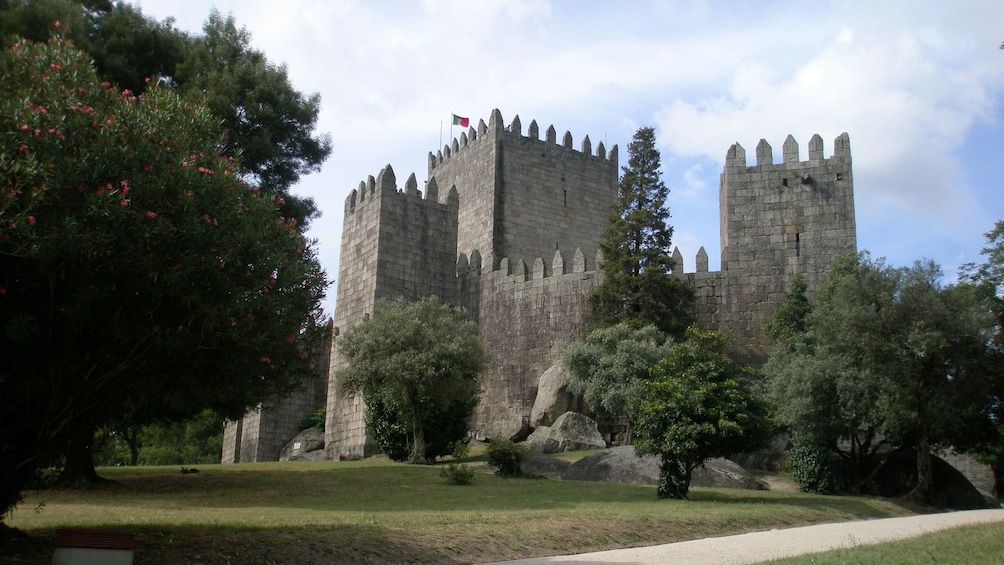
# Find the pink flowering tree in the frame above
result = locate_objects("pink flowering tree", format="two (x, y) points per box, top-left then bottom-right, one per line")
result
(0, 32), (327, 522)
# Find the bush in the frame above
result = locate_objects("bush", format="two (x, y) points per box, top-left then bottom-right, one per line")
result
(790, 444), (834, 494)
(365, 392), (476, 463)
(440, 463), (476, 485)
(486, 440), (531, 477)
(300, 407), (326, 431)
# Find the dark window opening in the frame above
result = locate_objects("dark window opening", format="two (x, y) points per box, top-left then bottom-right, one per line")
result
(782, 178), (788, 187)
(795, 233), (801, 257)
(835, 173), (843, 181)
(563, 189), (567, 207)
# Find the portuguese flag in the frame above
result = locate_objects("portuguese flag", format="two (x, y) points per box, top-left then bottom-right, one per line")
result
(452, 114), (470, 127)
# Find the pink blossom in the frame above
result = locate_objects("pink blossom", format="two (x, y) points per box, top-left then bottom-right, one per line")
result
(144, 211), (157, 218)
(260, 357), (271, 364)
(120, 199), (128, 207)
(101, 81), (110, 88)
(54, 20), (61, 28)
(20, 124), (28, 130)
(27, 216), (35, 226)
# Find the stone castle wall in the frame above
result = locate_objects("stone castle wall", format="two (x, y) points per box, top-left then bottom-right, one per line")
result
(462, 248), (603, 430)
(221, 338), (329, 463)
(677, 133), (856, 365)
(224, 109), (859, 462)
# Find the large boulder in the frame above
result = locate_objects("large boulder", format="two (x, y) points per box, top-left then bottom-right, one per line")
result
(530, 364), (589, 427)
(560, 446), (764, 490)
(279, 427), (324, 461)
(525, 411), (606, 454)
(520, 455), (572, 477)
(478, 412), (531, 442)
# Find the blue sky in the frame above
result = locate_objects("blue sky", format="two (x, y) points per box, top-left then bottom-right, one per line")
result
(137, 0), (1004, 316)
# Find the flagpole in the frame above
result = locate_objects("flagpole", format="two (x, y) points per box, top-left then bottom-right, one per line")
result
(449, 111), (454, 145)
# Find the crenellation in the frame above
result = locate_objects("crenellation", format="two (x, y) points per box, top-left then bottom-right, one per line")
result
(756, 139), (773, 165)
(783, 134), (799, 163)
(228, 112), (858, 463)
(808, 134), (824, 161)
(405, 172), (419, 196)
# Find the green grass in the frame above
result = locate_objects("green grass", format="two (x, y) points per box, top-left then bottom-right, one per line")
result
(3, 457), (915, 564)
(765, 521), (1004, 564)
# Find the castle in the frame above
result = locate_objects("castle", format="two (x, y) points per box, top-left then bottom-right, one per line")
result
(221, 109), (856, 462)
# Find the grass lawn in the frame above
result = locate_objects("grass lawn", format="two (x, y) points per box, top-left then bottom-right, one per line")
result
(2, 455), (916, 564)
(764, 521), (1004, 564)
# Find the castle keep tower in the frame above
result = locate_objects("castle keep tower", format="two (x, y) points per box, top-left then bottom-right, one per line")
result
(324, 110), (619, 455)
(681, 133), (856, 364)
(222, 114), (858, 462)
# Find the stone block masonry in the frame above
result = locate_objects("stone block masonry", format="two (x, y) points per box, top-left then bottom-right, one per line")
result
(223, 108), (858, 461)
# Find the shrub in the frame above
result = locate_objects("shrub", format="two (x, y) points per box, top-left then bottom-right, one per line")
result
(300, 407), (326, 431)
(440, 463), (476, 485)
(365, 392), (476, 463)
(486, 440), (531, 477)
(790, 444), (834, 494)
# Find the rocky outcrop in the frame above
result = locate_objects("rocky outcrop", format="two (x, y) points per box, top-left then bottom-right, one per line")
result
(525, 411), (606, 454)
(530, 364), (589, 427)
(560, 446), (764, 490)
(478, 412), (531, 442)
(279, 427), (325, 461)
(520, 455), (572, 477)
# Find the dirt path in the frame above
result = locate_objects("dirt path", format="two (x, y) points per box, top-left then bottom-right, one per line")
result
(482, 509), (1004, 564)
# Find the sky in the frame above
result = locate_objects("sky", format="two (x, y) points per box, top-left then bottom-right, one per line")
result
(136, 0), (1004, 316)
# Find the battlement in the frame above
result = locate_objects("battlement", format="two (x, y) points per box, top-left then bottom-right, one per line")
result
(429, 109), (618, 174)
(343, 164), (459, 217)
(725, 133), (851, 169)
(456, 247), (603, 281)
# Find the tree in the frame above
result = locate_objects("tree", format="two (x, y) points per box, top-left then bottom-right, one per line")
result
(0, 1), (331, 226)
(336, 297), (484, 465)
(764, 253), (1000, 502)
(563, 323), (674, 441)
(959, 220), (1004, 496)
(0, 35), (326, 522)
(175, 10), (331, 225)
(364, 390), (476, 463)
(588, 126), (692, 337)
(633, 328), (773, 499)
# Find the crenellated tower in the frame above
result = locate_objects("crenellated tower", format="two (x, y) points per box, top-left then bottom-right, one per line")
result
(679, 133), (856, 364)
(323, 109), (619, 456)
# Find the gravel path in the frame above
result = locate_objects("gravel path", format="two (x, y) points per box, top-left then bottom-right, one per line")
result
(482, 509), (1004, 564)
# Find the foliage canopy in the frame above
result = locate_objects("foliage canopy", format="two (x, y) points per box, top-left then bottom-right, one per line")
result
(0, 34), (326, 520)
(564, 323), (674, 438)
(588, 126), (692, 337)
(633, 328), (773, 499)
(336, 297), (484, 464)
(764, 253), (1001, 502)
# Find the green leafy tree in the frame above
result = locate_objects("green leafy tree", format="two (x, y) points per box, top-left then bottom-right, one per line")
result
(336, 297), (484, 465)
(175, 10), (331, 225)
(0, 1), (331, 226)
(563, 323), (674, 441)
(589, 126), (692, 337)
(633, 328), (773, 499)
(0, 35), (326, 521)
(364, 391), (476, 462)
(765, 253), (1000, 502)
(960, 220), (1004, 497)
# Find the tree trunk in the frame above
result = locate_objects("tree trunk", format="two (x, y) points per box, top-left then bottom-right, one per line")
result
(60, 424), (103, 487)
(409, 399), (427, 465)
(124, 426), (140, 466)
(912, 431), (933, 504)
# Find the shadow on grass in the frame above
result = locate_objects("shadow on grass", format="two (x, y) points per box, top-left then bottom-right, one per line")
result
(2, 523), (470, 565)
